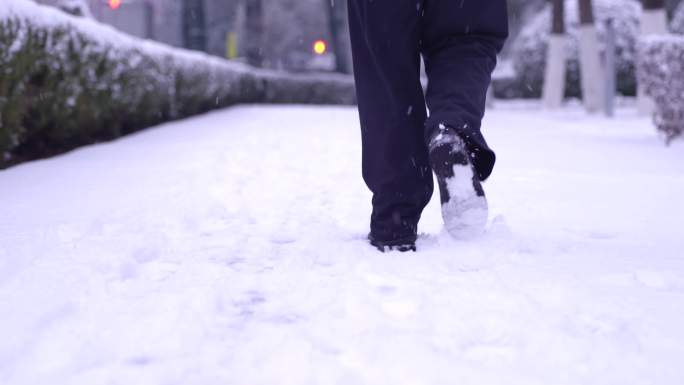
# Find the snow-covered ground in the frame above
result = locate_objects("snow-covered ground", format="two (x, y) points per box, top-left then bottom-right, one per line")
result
(1, 102), (683, 385)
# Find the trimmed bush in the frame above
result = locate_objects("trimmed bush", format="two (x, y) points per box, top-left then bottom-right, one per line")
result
(0, 0), (355, 169)
(637, 35), (684, 143)
(673, 2), (684, 34)
(509, 0), (640, 99)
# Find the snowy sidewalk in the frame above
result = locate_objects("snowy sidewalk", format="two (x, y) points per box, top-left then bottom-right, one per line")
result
(1, 103), (684, 385)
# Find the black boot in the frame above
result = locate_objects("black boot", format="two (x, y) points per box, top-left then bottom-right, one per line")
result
(428, 125), (488, 238)
(368, 233), (417, 253)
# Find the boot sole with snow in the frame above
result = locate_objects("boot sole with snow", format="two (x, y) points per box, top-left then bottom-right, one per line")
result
(429, 134), (488, 239)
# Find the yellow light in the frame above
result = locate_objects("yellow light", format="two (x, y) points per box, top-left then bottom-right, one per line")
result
(109, 0), (121, 10)
(313, 40), (327, 55)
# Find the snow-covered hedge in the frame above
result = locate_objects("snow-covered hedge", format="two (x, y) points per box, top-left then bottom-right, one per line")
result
(637, 35), (684, 143)
(509, 0), (640, 99)
(49, 0), (93, 18)
(0, 0), (355, 168)
(672, 2), (684, 35)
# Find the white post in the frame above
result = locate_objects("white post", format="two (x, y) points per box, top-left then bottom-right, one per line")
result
(577, 0), (603, 113)
(578, 25), (603, 112)
(604, 19), (617, 117)
(543, 34), (567, 109)
(638, 7), (668, 114)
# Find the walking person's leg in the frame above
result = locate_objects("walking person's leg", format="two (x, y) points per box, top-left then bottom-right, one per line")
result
(421, 0), (507, 179)
(421, 0), (508, 237)
(348, 0), (432, 251)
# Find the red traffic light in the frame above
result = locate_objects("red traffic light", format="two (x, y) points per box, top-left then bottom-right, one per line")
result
(109, 0), (121, 10)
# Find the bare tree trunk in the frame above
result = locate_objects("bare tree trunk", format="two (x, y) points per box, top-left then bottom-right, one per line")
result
(578, 0), (594, 23)
(638, 0), (668, 114)
(326, 0), (352, 74)
(543, 0), (567, 108)
(642, 0), (665, 10)
(640, 0), (668, 40)
(551, 0), (565, 34)
(245, 0), (264, 67)
(578, 0), (602, 112)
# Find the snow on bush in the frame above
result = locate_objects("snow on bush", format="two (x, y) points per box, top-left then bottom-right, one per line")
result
(0, 0), (355, 168)
(509, 0), (640, 98)
(637, 35), (684, 143)
(672, 2), (684, 35)
(51, 0), (93, 18)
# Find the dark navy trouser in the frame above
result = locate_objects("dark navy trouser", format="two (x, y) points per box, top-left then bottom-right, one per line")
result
(348, 0), (508, 242)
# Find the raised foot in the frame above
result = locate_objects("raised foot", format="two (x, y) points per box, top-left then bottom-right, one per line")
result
(428, 127), (488, 239)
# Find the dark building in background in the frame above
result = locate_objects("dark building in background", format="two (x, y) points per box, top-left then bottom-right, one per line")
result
(182, 0), (207, 51)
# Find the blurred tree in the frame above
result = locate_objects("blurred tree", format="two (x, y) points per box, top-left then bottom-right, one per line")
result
(551, 0), (565, 34)
(578, 0), (594, 23)
(643, 0), (666, 9)
(543, 0), (567, 108)
(639, 0), (668, 113)
(668, 0), (684, 15)
(504, 0), (546, 56)
(245, 0), (264, 67)
(259, 0), (332, 71)
(674, 1), (684, 33)
(182, 0), (207, 51)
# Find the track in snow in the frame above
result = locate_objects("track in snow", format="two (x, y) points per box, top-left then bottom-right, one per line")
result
(1, 102), (684, 385)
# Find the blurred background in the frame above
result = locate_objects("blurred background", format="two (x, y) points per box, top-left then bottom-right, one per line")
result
(32, 0), (684, 94)
(35, 0), (351, 73)
(33, 2), (684, 64)
(4, 0), (684, 167)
